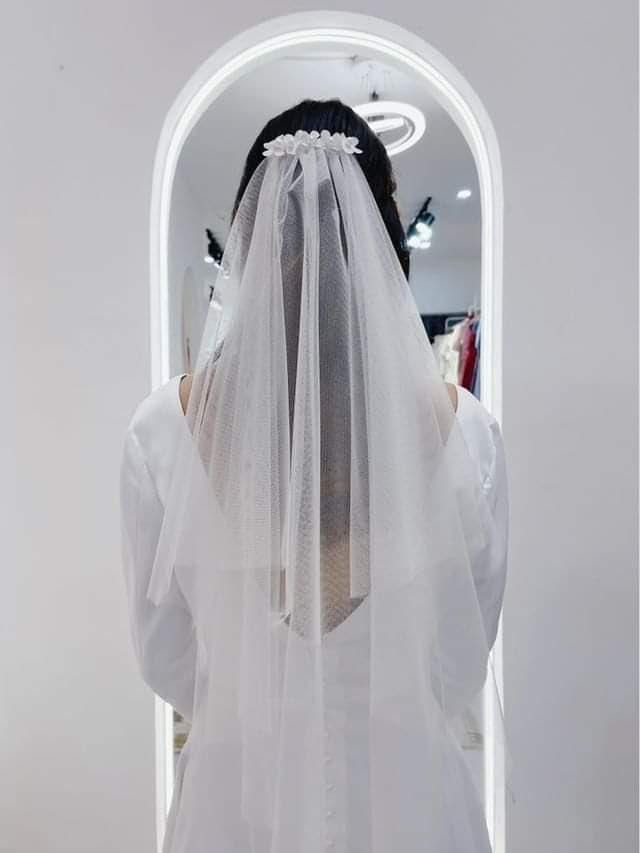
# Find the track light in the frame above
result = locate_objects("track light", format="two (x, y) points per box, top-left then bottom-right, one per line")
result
(406, 197), (436, 252)
(205, 228), (224, 268)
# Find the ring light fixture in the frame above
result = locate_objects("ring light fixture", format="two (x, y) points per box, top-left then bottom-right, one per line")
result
(353, 100), (426, 156)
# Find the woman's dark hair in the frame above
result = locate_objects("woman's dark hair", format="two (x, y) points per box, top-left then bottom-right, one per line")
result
(232, 98), (410, 279)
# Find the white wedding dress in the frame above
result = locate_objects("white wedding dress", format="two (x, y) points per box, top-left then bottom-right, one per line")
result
(120, 372), (508, 853)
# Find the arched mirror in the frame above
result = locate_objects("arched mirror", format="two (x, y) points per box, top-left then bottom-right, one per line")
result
(152, 12), (504, 851)
(171, 55), (483, 389)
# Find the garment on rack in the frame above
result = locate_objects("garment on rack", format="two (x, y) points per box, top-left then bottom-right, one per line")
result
(471, 320), (482, 399)
(420, 312), (466, 343)
(459, 316), (479, 392)
(431, 320), (465, 384)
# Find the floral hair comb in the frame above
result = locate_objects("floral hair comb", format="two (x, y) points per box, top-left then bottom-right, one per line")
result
(263, 129), (363, 158)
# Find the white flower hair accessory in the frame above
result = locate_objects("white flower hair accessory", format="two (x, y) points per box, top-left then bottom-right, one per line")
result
(263, 129), (363, 158)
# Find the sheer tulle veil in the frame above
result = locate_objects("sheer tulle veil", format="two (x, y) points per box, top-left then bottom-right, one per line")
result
(149, 128), (513, 851)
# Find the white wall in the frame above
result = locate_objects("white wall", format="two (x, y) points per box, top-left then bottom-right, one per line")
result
(3, 3), (637, 852)
(410, 255), (480, 314)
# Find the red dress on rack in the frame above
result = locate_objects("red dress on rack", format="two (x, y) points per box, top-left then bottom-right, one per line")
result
(458, 318), (478, 391)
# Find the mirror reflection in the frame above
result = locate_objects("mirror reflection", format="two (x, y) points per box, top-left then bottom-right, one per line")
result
(170, 49), (482, 394)
(148, 41), (502, 851)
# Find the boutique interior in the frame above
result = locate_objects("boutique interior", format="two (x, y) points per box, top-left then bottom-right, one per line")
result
(169, 43), (487, 798)
(171, 49), (483, 397)
(7, 4), (637, 851)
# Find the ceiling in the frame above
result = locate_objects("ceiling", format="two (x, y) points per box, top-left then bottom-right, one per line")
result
(176, 48), (481, 266)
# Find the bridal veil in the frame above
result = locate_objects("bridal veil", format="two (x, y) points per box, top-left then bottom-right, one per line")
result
(147, 129), (512, 851)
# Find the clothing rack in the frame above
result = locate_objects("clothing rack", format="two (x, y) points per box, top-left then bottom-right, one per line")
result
(420, 312), (466, 343)
(421, 307), (482, 399)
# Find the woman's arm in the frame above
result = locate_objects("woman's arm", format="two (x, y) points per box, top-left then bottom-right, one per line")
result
(473, 417), (509, 652)
(431, 406), (509, 717)
(119, 428), (197, 722)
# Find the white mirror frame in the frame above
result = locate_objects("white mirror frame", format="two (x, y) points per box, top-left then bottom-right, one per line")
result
(149, 11), (505, 852)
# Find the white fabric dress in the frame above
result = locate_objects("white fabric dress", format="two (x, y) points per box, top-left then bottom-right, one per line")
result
(120, 373), (509, 853)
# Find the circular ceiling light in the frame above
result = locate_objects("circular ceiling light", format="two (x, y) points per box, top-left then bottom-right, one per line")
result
(457, 188), (472, 200)
(353, 100), (426, 157)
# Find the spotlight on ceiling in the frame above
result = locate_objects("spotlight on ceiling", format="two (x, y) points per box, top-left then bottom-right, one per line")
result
(353, 100), (426, 157)
(416, 221), (433, 240)
(205, 228), (224, 268)
(457, 188), (472, 200)
(406, 197), (435, 252)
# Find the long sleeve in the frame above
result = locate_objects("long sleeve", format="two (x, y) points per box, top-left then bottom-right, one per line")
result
(473, 417), (509, 652)
(119, 427), (197, 722)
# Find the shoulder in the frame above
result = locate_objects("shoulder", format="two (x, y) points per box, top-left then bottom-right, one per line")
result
(453, 385), (504, 492)
(127, 374), (183, 431)
(122, 374), (186, 476)
(454, 385), (499, 428)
